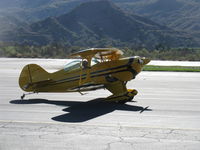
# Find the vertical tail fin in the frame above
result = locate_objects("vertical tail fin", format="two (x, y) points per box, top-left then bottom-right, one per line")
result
(19, 64), (50, 92)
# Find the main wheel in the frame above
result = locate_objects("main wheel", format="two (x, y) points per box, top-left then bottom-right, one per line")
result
(116, 96), (134, 104)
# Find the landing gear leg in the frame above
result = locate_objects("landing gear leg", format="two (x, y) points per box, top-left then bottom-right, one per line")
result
(21, 94), (25, 100)
(20, 92), (37, 100)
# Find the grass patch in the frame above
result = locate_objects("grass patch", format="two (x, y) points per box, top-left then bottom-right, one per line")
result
(143, 65), (200, 72)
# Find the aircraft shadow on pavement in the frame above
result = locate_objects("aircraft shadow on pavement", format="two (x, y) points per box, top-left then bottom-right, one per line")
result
(10, 98), (152, 123)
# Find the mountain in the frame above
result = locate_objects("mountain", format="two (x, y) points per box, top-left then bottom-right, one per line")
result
(0, 0), (85, 37)
(2, 0), (198, 49)
(114, 0), (200, 34)
(0, 0), (85, 23)
(1, 0), (200, 34)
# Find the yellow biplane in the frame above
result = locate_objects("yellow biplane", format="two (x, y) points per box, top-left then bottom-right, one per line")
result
(19, 48), (150, 104)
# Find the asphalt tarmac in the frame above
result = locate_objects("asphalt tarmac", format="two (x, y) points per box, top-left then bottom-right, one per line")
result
(0, 58), (200, 150)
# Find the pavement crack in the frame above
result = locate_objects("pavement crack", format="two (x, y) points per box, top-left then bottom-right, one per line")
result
(105, 141), (112, 150)
(140, 131), (151, 138)
(0, 122), (11, 128)
(167, 129), (174, 135)
(38, 133), (49, 139)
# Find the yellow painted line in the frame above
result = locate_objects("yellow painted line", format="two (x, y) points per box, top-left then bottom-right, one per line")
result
(0, 119), (200, 132)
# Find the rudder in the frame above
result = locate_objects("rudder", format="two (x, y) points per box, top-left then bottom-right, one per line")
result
(19, 64), (50, 92)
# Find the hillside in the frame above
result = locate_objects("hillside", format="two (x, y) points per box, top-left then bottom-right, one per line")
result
(115, 0), (200, 34)
(1, 0), (200, 37)
(1, 0), (198, 49)
(0, 0), (84, 22)
(0, 0), (85, 38)
(1, 0), (200, 34)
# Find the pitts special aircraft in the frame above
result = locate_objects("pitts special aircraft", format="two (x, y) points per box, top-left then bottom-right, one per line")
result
(19, 48), (150, 104)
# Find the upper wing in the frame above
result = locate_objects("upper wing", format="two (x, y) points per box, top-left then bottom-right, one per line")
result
(70, 48), (123, 60)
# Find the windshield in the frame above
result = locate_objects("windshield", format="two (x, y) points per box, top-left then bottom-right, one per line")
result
(64, 59), (100, 72)
(64, 60), (81, 71)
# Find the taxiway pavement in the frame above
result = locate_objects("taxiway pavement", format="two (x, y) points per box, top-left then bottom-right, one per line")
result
(0, 58), (200, 150)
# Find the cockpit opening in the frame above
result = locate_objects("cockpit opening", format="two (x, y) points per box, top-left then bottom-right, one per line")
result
(64, 59), (99, 72)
